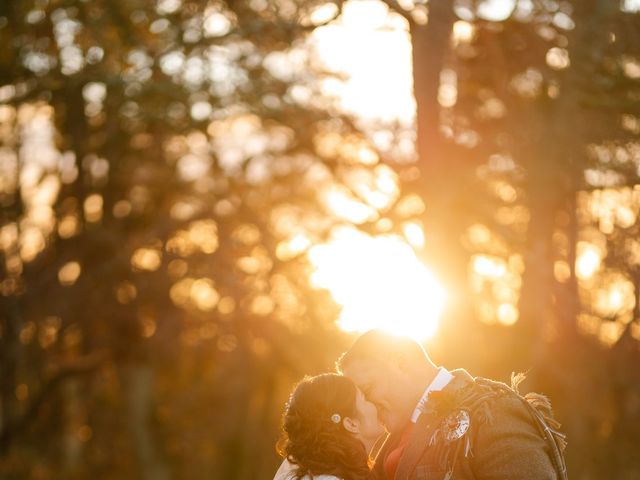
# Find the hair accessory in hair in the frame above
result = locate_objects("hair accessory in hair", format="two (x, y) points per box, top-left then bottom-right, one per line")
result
(330, 413), (341, 424)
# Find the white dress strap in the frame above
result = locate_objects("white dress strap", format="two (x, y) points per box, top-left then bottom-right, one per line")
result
(274, 459), (296, 480)
(273, 459), (342, 480)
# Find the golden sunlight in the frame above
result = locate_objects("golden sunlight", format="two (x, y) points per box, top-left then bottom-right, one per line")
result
(576, 242), (602, 280)
(308, 227), (446, 340)
(307, 0), (521, 334)
(311, 0), (414, 122)
(311, 0), (509, 121)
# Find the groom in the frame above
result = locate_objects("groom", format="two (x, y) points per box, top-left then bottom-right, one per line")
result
(337, 330), (567, 480)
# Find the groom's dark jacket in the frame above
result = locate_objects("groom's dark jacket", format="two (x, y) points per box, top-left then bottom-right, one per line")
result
(371, 369), (567, 480)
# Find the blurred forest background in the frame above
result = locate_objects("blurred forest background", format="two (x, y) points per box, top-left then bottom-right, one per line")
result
(2, 0), (640, 478)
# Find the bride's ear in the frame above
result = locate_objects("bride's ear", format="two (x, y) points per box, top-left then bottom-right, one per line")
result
(342, 416), (359, 434)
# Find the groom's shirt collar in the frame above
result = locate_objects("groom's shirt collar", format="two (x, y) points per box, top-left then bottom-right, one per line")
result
(410, 367), (454, 423)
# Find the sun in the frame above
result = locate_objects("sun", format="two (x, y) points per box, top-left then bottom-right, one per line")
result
(308, 227), (446, 341)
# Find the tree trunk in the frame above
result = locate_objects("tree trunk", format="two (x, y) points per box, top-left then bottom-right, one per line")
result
(0, 297), (21, 454)
(62, 379), (83, 473)
(122, 364), (171, 480)
(409, 1), (474, 331)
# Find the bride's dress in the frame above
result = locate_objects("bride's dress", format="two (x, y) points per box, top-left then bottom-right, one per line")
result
(273, 458), (341, 480)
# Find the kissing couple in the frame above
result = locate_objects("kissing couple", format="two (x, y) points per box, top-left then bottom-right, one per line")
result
(273, 330), (568, 480)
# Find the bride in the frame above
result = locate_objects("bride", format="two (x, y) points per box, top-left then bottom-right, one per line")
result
(274, 373), (385, 480)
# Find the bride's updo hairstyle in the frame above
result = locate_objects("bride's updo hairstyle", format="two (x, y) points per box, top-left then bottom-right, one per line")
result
(277, 373), (370, 480)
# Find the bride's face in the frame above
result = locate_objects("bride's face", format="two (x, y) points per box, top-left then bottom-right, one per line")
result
(353, 387), (385, 444)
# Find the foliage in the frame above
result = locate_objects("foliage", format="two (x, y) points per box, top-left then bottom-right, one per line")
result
(2, 0), (640, 479)
(0, 0), (400, 478)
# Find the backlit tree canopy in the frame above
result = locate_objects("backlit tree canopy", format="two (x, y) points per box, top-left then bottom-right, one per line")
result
(1, 1), (640, 479)
(0, 0), (410, 477)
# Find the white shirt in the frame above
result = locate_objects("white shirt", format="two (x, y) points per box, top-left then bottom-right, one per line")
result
(410, 367), (454, 423)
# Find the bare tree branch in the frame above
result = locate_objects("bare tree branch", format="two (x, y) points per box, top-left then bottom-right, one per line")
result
(378, 0), (415, 25)
(0, 351), (107, 454)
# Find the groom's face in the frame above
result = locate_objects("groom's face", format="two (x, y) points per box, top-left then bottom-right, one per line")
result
(343, 358), (415, 434)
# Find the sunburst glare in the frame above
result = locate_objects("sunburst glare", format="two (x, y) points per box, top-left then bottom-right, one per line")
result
(308, 227), (446, 340)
